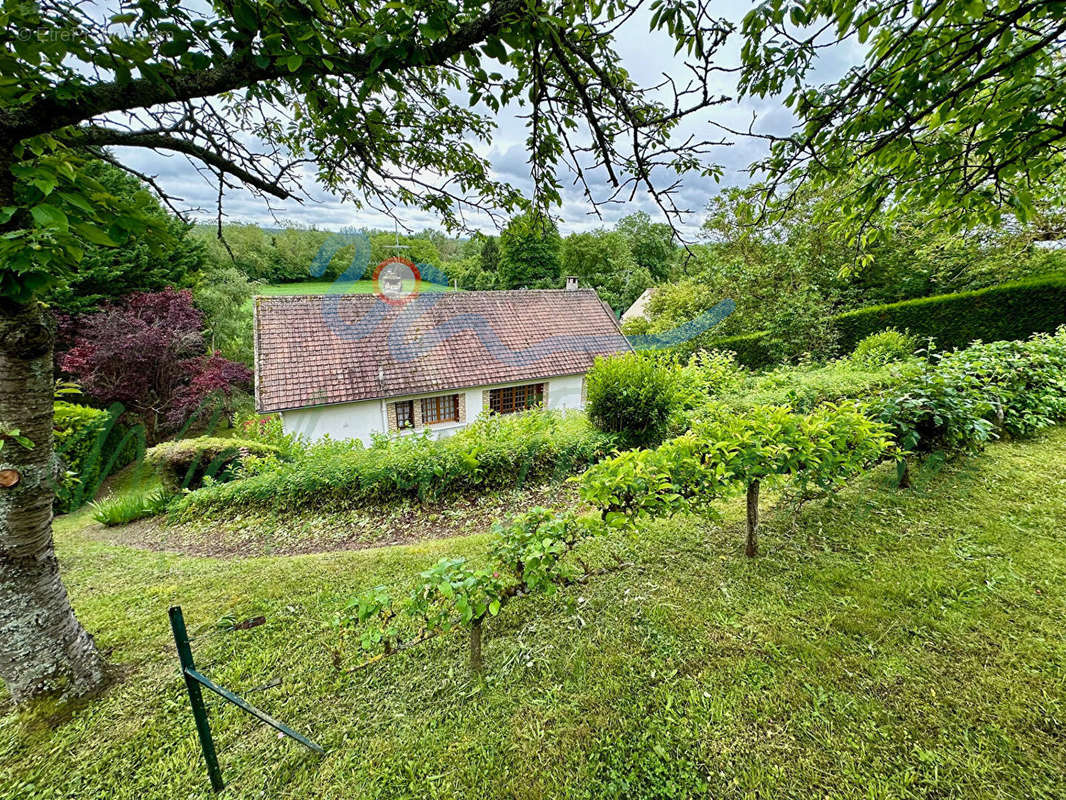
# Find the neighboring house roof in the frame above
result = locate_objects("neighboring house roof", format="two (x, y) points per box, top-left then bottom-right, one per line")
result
(254, 289), (631, 412)
(620, 287), (656, 323)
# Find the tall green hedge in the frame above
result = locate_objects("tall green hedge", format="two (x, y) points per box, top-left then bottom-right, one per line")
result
(703, 274), (1066, 368)
(54, 402), (143, 512)
(695, 331), (774, 369)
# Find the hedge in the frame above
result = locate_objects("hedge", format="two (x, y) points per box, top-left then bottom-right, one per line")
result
(702, 274), (1066, 368)
(834, 274), (1066, 352)
(173, 410), (615, 520)
(693, 331), (774, 368)
(54, 402), (142, 513)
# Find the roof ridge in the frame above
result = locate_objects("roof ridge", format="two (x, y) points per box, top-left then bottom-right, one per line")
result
(254, 287), (599, 300)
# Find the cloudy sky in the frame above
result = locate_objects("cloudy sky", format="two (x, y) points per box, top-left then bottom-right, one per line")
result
(112, 2), (862, 237)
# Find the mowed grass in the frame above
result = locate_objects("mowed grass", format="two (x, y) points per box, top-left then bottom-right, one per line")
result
(3, 429), (1066, 799)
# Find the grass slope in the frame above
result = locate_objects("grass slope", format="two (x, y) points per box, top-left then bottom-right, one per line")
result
(3, 430), (1066, 799)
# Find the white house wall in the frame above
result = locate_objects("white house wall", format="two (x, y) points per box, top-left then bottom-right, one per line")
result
(281, 373), (587, 444)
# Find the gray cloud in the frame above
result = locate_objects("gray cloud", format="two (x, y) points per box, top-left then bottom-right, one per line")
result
(115, 1), (859, 236)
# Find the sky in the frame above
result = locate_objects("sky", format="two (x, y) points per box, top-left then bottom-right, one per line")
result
(110, 2), (862, 238)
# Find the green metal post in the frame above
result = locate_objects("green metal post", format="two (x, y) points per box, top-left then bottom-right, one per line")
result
(169, 606), (225, 792)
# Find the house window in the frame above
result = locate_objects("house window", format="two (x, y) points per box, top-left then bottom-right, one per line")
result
(421, 394), (460, 425)
(394, 400), (414, 429)
(489, 383), (544, 415)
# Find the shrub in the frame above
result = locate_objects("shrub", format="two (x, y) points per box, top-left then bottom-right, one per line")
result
(874, 327), (1066, 461)
(875, 363), (996, 460)
(585, 352), (686, 448)
(60, 288), (252, 442)
(580, 402), (893, 556)
(850, 328), (918, 367)
(680, 349), (746, 397)
(834, 274), (1066, 353)
(90, 488), (172, 526)
(231, 409), (306, 460)
(702, 275), (1066, 368)
(145, 436), (280, 493)
(937, 328), (1066, 437)
(870, 327), (1066, 485)
(173, 409), (613, 519)
(54, 401), (142, 513)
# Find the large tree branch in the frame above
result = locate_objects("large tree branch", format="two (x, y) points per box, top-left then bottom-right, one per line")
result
(70, 126), (294, 200)
(0, 0), (525, 144)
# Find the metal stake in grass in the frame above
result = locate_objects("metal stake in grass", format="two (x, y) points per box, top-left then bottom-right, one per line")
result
(168, 606), (324, 792)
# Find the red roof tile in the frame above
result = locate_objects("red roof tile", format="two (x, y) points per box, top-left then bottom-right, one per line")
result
(254, 289), (631, 412)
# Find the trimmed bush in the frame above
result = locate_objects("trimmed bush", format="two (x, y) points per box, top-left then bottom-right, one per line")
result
(145, 436), (279, 493)
(834, 275), (1066, 353)
(173, 409), (614, 519)
(585, 352), (687, 448)
(702, 275), (1066, 368)
(54, 401), (142, 513)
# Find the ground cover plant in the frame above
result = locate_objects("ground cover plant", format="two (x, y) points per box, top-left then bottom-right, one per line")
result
(874, 327), (1066, 485)
(2, 429), (1064, 798)
(90, 488), (171, 527)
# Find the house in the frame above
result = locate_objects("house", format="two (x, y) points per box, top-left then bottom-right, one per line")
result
(254, 288), (631, 443)
(620, 287), (656, 323)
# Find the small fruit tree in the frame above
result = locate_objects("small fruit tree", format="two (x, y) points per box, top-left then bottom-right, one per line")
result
(580, 402), (893, 557)
(343, 509), (611, 675)
(343, 402), (892, 676)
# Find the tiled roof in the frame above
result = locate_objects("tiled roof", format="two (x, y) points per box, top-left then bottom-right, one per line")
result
(254, 289), (631, 412)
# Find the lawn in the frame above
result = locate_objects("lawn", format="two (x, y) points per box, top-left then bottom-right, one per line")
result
(3, 429), (1065, 799)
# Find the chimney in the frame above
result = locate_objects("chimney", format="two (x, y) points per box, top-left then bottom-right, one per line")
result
(565, 276), (579, 291)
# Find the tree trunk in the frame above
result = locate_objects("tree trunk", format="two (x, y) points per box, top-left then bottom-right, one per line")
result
(0, 301), (107, 703)
(745, 479), (759, 558)
(469, 617), (484, 676)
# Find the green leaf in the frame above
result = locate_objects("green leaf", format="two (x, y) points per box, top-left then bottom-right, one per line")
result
(30, 203), (68, 231)
(73, 222), (118, 247)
